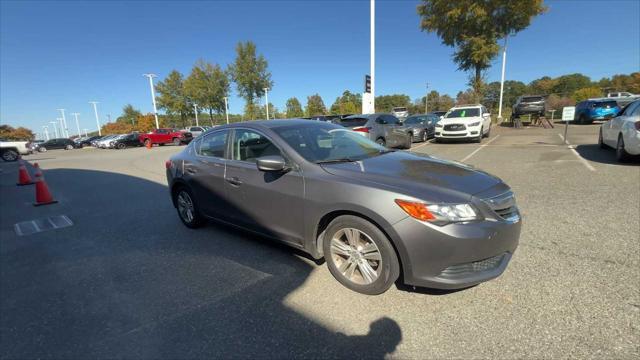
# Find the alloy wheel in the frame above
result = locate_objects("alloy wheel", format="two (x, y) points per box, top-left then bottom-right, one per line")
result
(422, 131), (428, 142)
(1, 150), (18, 161)
(329, 228), (382, 285)
(177, 191), (195, 224)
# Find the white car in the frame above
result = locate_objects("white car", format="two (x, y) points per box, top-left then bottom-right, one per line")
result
(599, 99), (640, 162)
(392, 107), (409, 120)
(0, 138), (31, 161)
(96, 135), (117, 149)
(435, 105), (492, 143)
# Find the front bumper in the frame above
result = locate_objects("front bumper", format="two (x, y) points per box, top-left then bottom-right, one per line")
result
(388, 213), (521, 289)
(435, 125), (482, 139)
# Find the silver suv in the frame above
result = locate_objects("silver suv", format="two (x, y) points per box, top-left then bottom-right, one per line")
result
(338, 114), (412, 149)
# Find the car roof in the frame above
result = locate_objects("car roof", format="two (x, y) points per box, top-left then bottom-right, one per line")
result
(450, 104), (482, 108)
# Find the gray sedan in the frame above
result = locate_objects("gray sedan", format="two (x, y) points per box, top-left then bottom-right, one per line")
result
(403, 114), (439, 142)
(166, 120), (521, 295)
(338, 113), (412, 149)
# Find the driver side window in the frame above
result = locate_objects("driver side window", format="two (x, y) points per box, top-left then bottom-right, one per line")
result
(232, 129), (282, 163)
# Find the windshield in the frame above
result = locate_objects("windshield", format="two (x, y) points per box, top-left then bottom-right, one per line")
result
(273, 123), (388, 163)
(404, 116), (425, 124)
(446, 108), (480, 118)
(522, 96), (544, 102)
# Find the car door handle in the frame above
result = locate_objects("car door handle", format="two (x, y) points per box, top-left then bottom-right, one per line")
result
(226, 177), (243, 186)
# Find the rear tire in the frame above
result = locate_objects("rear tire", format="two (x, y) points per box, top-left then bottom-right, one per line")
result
(1, 149), (19, 162)
(117, 143), (126, 149)
(144, 139), (151, 147)
(376, 138), (386, 147)
(39, 147), (47, 152)
(174, 186), (205, 228)
(65, 144), (74, 150)
(616, 135), (631, 162)
(323, 215), (400, 295)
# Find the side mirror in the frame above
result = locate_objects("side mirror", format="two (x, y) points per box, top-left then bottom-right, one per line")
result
(483, 113), (491, 117)
(257, 155), (288, 172)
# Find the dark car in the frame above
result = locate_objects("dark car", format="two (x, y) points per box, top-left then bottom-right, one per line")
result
(403, 114), (439, 142)
(431, 111), (447, 119)
(337, 113), (412, 148)
(79, 135), (102, 147)
(112, 133), (143, 149)
(574, 99), (620, 124)
(166, 120), (521, 295)
(37, 138), (78, 152)
(512, 95), (546, 119)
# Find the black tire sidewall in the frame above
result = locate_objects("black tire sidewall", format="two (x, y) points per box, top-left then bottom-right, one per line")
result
(616, 136), (629, 162)
(323, 215), (400, 295)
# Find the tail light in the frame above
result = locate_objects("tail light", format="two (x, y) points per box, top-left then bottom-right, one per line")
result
(353, 126), (371, 133)
(165, 160), (173, 169)
(635, 121), (640, 131)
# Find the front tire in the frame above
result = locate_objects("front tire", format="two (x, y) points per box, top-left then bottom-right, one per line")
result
(174, 186), (204, 228)
(616, 135), (631, 162)
(117, 143), (126, 150)
(65, 144), (74, 150)
(474, 128), (483, 143)
(39, 147), (47, 152)
(323, 215), (400, 295)
(144, 139), (151, 147)
(483, 125), (491, 138)
(375, 138), (386, 147)
(173, 137), (181, 146)
(421, 131), (428, 142)
(1, 149), (19, 162)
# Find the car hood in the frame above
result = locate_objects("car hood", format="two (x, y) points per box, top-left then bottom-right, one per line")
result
(320, 151), (502, 202)
(438, 117), (482, 125)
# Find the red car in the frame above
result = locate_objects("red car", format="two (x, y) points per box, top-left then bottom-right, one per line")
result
(139, 128), (192, 146)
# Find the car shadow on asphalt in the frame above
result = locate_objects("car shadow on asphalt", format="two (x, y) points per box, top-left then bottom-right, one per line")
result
(574, 144), (639, 165)
(0, 167), (402, 359)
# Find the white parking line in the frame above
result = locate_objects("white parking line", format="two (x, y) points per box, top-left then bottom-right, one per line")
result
(557, 133), (596, 172)
(460, 135), (500, 163)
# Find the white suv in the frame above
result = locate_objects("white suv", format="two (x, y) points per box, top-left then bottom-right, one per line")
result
(435, 105), (492, 143)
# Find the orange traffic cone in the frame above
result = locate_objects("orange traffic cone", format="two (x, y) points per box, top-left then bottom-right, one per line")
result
(33, 173), (57, 206)
(33, 162), (42, 177)
(16, 160), (34, 186)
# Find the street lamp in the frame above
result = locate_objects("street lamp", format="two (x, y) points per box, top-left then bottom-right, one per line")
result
(143, 73), (160, 129)
(83, 128), (89, 137)
(71, 113), (81, 137)
(57, 109), (69, 137)
(89, 101), (102, 136)
(425, 82), (430, 114)
(263, 88), (270, 120)
(497, 36), (509, 122)
(42, 126), (50, 140)
(370, 0), (375, 112)
(224, 97), (229, 125)
(49, 121), (59, 138)
(57, 118), (65, 138)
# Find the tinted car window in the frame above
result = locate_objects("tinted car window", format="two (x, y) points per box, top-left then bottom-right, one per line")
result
(199, 130), (228, 158)
(383, 115), (401, 125)
(404, 116), (426, 124)
(522, 96), (544, 102)
(594, 101), (618, 109)
(339, 117), (369, 128)
(446, 108), (480, 118)
(623, 101), (640, 116)
(232, 129), (281, 163)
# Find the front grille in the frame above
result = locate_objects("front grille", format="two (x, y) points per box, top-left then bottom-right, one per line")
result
(440, 254), (505, 277)
(483, 191), (519, 222)
(494, 205), (518, 220)
(444, 124), (466, 131)
(442, 133), (467, 137)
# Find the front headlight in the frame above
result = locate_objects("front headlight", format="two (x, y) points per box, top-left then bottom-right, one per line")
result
(435, 122), (443, 128)
(468, 121), (481, 127)
(395, 199), (480, 225)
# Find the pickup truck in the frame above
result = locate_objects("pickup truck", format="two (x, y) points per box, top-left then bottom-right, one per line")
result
(0, 138), (31, 161)
(138, 128), (193, 146)
(606, 92), (640, 107)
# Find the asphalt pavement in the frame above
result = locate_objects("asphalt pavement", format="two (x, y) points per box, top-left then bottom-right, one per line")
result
(1, 123), (638, 359)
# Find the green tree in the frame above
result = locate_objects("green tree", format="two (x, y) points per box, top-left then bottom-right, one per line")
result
(552, 73), (592, 96)
(305, 94), (327, 116)
(285, 97), (304, 118)
(417, 0), (546, 102)
(156, 70), (190, 127)
(375, 94), (411, 112)
(572, 87), (602, 102)
(528, 76), (557, 95)
(116, 104), (142, 124)
(184, 59), (230, 122)
(330, 90), (362, 115)
(228, 41), (273, 119)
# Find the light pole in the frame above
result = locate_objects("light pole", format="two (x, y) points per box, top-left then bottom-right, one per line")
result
(370, 0), (375, 112)
(57, 109), (69, 137)
(83, 128), (89, 137)
(89, 101), (102, 136)
(49, 121), (59, 138)
(224, 97), (229, 124)
(263, 88), (270, 119)
(425, 82), (430, 114)
(497, 36), (508, 122)
(71, 113), (81, 137)
(193, 103), (199, 126)
(57, 117), (65, 138)
(143, 73), (160, 129)
(43, 126), (50, 140)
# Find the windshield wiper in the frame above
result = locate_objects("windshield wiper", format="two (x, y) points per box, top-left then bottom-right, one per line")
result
(315, 158), (355, 164)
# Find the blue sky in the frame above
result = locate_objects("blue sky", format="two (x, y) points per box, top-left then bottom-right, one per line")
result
(1, 0), (639, 135)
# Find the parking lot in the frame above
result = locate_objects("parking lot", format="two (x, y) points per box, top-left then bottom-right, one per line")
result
(1, 123), (638, 358)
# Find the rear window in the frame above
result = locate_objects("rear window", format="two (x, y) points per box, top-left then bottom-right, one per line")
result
(522, 96), (544, 103)
(594, 101), (618, 108)
(446, 108), (480, 118)
(338, 117), (369, 128)
(393, 107), (407, 112)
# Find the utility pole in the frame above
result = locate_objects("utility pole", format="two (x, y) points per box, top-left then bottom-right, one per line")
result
(89, 101), (102, 136)
(497, 36), (508, 122)
(71, 113), (81, 137)
(57, 109), (68, 137)
(143, 73), (160, 129)
(50, 121), (59, 138)
(224, 97), (229, 124)
(263, 88), (270, 119)
(43, 126), (50, 140)
(193, 103), (199, 126)
(425, 83), (430, 114)
(370, 0), (375, 112)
